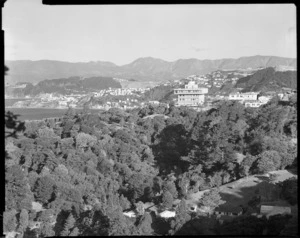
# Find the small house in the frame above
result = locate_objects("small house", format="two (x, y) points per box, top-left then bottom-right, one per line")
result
(214, 205), (243, 217)
(158, 210), (176, 218)
(244, 100), (264, 108)
(123, 211), (137, 218)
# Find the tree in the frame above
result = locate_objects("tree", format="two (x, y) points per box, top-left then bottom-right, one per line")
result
(39, 222), (56, 237)
(60, 213), (76, 236)
(3, 209), (18, 232)
(162, 180), (178, 199)
(162, 190), (173, 209)
(135, 201), (145, 216)
(198, 188), (225, 213)
(69, 227), (79, 236)
(108, 211), (134, 236)
(127, 173), (153, 203)
(278, 177), (297, 205)
(257, 150), (281, 174)
(143, 186), (154, 202)
(239, 165), (250, 180)
(34, 176), (56, 204)
(152, 176), (163, 196)
(37, 127), (57, 138)
(5, 111), (25, 139)
(178, 175), (189, 198)
(65, 107), (76, 119)
(136, 213), (153, 235)
(5, 165), (33, 210)
(17, 209), (29, 232)
(207, 173), (222, 188)
(75, 132), (97, 150)
(119, 194), (131, 211)
(169, 199), (191, 235)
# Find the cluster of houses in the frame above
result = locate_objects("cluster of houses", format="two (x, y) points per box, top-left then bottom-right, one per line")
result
(90, 98), (143, 110)
(121, 197), (292, 226)
(93, 87), (149, 97)
(228, 92), (272, 107)
(10, 93), (83, 108)
(173, 81), (273, 109)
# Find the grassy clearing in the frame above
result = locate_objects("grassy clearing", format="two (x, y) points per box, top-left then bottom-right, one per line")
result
(218, 170), (297, 208)
(186, 170), (297, 208)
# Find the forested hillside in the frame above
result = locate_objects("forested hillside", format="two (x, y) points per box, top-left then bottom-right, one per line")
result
(142, 85), (176, 102)
(6, 76), (121, 97)
(235, 67), (297, 92)
(4, 95), (297, 236)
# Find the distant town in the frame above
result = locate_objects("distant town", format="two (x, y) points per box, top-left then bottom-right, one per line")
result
(5, 67), (297, 111)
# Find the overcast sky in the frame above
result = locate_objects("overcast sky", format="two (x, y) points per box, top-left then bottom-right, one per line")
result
(3, 1), (296, 65)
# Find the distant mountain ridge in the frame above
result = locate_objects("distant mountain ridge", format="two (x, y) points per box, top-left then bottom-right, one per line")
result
(5, 55), (296, 84)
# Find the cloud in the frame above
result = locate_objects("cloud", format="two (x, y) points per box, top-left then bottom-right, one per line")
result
(191, 46), (210, 52)
(240, 45), (252, 49)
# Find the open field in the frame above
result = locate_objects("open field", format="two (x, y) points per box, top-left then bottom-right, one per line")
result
(186, 170), (297, 209)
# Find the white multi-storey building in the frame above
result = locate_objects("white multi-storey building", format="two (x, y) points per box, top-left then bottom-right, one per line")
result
(174, 81), (208, 107)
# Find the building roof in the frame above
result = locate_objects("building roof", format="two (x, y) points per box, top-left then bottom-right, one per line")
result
(260, 205), (291, 215)
(244, 100), (263, 104)
(159, 210), (176, 218)
(230, 92), (259, 96)
(123, 211), (137, 217)
(215, 205), (243, 213)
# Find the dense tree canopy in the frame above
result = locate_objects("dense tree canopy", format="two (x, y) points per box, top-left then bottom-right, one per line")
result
(4, 93), (297, 236)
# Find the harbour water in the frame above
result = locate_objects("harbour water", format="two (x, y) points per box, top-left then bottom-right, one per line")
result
(5, 107), (104, 121)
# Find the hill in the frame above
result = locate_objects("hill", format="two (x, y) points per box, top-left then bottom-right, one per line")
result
(6, 76), (121, 97)
(5, 55), (296, 84)
(235, 67), (297, 92)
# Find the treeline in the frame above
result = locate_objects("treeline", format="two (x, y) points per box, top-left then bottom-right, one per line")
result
(4, 95), (297, 236)
(142, 85), (176, 103)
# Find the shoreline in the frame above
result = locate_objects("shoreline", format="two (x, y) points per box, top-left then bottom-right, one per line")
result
(5, 106), (80, 110)
(5, 106), (107, 111)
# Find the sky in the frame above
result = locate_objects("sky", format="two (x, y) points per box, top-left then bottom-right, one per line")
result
(3, 2), (296, 65)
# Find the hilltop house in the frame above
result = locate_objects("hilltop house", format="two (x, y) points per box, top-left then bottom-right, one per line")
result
(214, 205), (243, 217)
(158, 210), (176, 218)
(244, 100), (265, 108)
(229, 92), (259, 101)
(174, 81), (208, 107)
(123, 211), (137, 218)
(258, 95), (272, 103)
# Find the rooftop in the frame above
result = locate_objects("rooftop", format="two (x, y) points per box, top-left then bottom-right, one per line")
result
(230, 92), (259, 95)
(215, 205), (243, 213)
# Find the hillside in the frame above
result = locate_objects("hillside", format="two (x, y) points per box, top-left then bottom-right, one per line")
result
(6, 76), (121, 97)
(235, 67), (297, 92)
(5, 97), (298, 236)
(5, 55), (296, 85)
